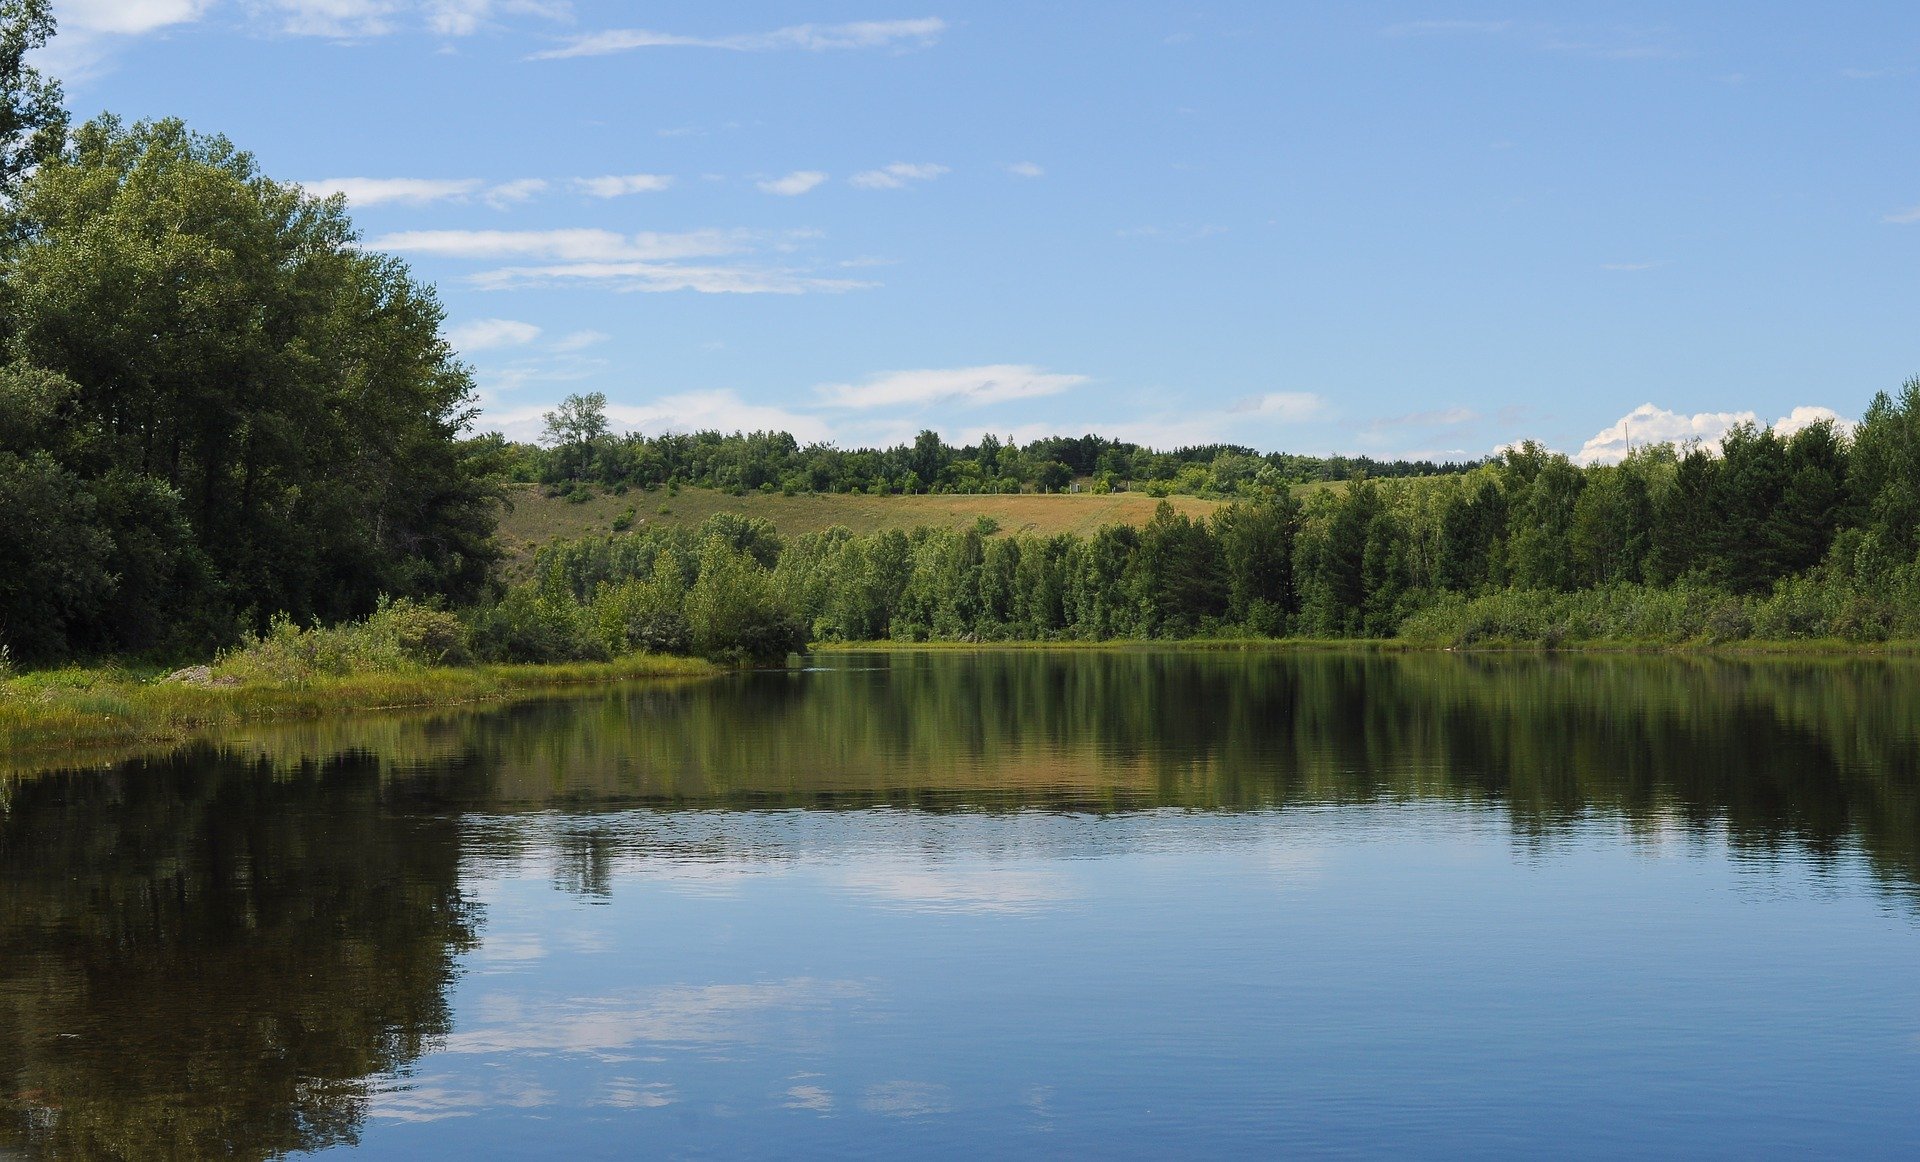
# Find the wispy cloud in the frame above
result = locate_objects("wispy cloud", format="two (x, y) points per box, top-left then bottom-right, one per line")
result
(1883, 204), (1920, 224)
(372, 228), (753, 261)
(447, 317), (541, 351)
(1228, 392), (1327, 421)
(1364, 406), (1477, 431)
(551, 329), (609, 352)
(820, 365), (1089, 410)
(304, 176), (482, 205)
(305, 176), (554, 208)
(1005, 161), (1045, 178)
(1573, 402), (1855, 465)
(469, 261), (868, 295)
(759, 170), (828, 196)
(533, 17), (945, 60)
(484, 177), (548, 207)
(572, 173), (674, 198)
(425, 0), (570, 37)
(63, 0), (213, 35)
(252, 0), (569, 38)
(375, 227), (865, 295)
(850, 162), (948, 190)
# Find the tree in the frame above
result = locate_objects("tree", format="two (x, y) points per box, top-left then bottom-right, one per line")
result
(1215, 496), (1298, 635)
(2, 115), (498, 652)
(0, 0), (64, 207)
(541, 391), (609, 482)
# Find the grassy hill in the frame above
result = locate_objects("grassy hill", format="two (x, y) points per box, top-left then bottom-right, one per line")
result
(496, 484), (1223, 577)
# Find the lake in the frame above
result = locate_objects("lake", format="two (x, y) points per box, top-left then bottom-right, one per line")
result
(3, 650), (1918, 1158)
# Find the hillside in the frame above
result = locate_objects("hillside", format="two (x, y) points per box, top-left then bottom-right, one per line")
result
(496, 484), (1223, 576)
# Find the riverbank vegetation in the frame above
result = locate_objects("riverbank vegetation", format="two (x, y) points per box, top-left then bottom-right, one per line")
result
(1, 0), (1918, 700)
(503, 390), (1920, 650)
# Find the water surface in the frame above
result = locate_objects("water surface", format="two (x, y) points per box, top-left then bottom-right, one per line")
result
(3, 650), (1918, 1157)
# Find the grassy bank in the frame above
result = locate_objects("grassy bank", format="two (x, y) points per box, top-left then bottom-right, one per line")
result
(0, 653), (715, 758)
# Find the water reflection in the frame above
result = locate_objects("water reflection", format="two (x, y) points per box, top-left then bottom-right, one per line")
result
(0, 650), (1917, 1156)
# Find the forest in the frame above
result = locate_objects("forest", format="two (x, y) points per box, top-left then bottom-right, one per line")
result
(498, 392), (1919, 659)
(500, 390), (1476, 499)
(1, 0), (1917, 673)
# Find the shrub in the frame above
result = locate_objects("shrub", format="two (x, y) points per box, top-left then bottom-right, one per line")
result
(685, 536), (808, 663)
(465, 588), (608, 664)
(589, 564), (692, 656)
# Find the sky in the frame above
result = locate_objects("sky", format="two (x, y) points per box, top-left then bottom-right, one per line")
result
(40, 1), (1920, 462)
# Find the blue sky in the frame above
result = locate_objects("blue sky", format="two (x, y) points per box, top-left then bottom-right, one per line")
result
(44, 1), (1920, 460)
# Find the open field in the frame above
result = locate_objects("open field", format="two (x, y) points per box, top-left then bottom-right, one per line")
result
(496, 484), (1223, 575)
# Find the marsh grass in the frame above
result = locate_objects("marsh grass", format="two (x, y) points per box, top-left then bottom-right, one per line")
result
(0, 653), (713, 758)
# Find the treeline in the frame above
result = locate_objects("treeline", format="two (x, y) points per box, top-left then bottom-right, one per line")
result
(485, 390), (1479, 500)
(504, 387), (1920, 653)
(0, 4), (496, 665)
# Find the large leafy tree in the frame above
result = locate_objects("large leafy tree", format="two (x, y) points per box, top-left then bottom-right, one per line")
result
(0, 115), (498, 658)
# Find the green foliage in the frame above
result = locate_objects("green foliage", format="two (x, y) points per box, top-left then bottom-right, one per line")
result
(0, 113), (500, 662)
(464, 587), (607, 665)
(686, 536), (806, 662)
(216, 598), (471, 684)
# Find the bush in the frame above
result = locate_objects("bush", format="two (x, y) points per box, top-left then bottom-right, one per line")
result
(686, 536), (807, 663)
(464, 588), (608, 664)
(213, 598), (470, 683)
(589, 564), (692, 656)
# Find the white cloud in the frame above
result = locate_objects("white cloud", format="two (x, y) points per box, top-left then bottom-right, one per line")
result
(425, 0), (568, 37)
(819, 365), (1089, 410)
(251, 0), (567, 37)
(1005, 161), (1045, 178)
(374, 227), (863, 296)
(61, 0), (212, 35)
(573, 173), (674, 198)
(304, 177), (552, 208)
(758, 170), (828, 196)
(372, 227), (753, 261)
(468, 261), (868, 295)
(533, 17), (946, 60)
(447, 317), (540, 351)
(483, 177), (548, 207)
(1228, 392), (1327, 421)
(1364, 406), (1477, 431)
(304, 177), (483, 205)
(1884, 205), (1920, 225)
(850, 162), (948, 190)
(1771, 405), (1855, 438)
(257, 0), (402, 37)
(551, 329), (610, 352)
(1573, 402), (1857, 465)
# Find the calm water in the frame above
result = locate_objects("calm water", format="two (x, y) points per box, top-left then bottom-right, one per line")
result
(4, 651), (1920, 1158)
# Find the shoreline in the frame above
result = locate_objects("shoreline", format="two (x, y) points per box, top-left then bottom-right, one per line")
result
(0, 654), (717, 760)
(809, 637), (1920, 658)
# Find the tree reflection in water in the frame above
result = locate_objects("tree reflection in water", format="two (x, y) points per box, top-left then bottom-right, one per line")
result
(0, 650), (1916, 1156)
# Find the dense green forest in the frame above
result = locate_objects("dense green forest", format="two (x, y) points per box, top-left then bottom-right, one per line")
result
(501, 394), (1919, 657)
(1, 0), (1917, 673)
(496, 389), (1478, 499)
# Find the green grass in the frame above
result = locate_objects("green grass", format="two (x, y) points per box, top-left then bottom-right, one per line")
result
(496, 484), (1224, 578)
(0, 653), (715, 760)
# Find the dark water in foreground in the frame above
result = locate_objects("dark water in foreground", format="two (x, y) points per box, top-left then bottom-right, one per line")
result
(3, 650), (1920, 1158)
